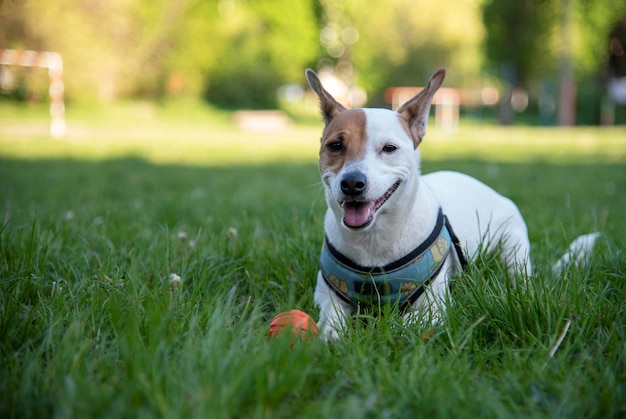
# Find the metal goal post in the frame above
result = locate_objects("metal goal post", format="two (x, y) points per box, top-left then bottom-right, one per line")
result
(0, 49), (66, 138)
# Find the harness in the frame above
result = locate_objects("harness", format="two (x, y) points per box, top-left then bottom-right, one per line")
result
(320, 208), (467, 308)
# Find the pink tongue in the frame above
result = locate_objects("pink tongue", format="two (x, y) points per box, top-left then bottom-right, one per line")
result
(343, 202), (374, 227)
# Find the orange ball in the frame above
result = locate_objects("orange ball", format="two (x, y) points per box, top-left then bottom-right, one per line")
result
(268, 310), (318, 339)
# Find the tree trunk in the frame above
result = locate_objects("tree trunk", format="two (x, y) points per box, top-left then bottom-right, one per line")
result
(558, 0), (576, 126)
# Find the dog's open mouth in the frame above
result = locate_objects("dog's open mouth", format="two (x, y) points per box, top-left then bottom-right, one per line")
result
(341, 182), (400, 229)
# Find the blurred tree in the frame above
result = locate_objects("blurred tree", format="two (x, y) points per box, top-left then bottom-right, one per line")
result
(482, 0), (559, 124)
(0, 0), (319, 107)
(319, 0), (485, 104)
(607, 19), (626, 79)
(574, 0), (626, 79)
(199, 0), (321, 109)
(161, 1), (223, 98)
(566, 0), (626, 124)
(482, 0), (559, 88)
(0, 0), (186, 102)
(482, 0), (626, 125)
(3, 0), (622, 115)
(0, 1), (37, 47)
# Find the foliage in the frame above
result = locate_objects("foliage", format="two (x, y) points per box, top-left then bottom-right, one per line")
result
(0, 0), (320, 106)
(573, 0), (626, 78)
(1, 0), (625, 111)
(482, 0), (626, 86)
(482, 0), (560, 87)
(201, 0), (321, 109)
(0, 0), (186, 102)
(320, 0), (485, 100)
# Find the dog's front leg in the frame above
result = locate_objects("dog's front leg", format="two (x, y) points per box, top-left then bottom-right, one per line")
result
(314, 272), (351, 340)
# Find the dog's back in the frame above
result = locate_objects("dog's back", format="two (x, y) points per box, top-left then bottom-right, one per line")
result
(423, 170), (532, 274)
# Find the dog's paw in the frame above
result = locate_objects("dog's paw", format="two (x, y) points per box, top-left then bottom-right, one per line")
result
(315, 297), (350, 341)
(319, 325), (341, 341)
(317, 312), (346, 341)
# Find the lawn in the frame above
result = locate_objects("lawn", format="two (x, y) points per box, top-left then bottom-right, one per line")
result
(1, 103), (625, 418)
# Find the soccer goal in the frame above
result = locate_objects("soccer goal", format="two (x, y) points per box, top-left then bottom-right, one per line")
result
(0, 49), (66, 138)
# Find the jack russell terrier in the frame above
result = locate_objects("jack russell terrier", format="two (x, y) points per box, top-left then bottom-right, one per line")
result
(305, 68), (599, 340)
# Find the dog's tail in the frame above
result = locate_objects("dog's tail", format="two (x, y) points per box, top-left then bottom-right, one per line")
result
(552, 232), (600, 274)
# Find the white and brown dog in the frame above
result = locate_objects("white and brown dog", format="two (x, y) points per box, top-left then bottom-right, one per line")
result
(306, 68), (598, 340)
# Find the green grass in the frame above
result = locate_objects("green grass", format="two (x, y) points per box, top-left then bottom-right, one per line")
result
(1, 104), (625, 418)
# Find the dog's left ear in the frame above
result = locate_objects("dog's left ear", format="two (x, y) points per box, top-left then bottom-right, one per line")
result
(397, 68), (446, 148)
(306, 69), (347, 125)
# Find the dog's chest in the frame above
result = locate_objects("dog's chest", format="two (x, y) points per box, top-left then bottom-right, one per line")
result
(320, 209), (456, 307)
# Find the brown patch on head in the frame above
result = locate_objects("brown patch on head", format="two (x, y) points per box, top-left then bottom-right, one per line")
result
(318, 109), (368, 175)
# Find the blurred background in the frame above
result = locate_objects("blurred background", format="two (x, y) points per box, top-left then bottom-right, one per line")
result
(1, 0), (625, 126)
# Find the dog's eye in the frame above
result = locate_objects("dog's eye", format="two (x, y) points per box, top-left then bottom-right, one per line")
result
(326, 140), (344, 153)
(382, 144), (398, 153)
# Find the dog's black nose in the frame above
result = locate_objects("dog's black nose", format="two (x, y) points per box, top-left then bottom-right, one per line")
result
(340, 172), (367, 196)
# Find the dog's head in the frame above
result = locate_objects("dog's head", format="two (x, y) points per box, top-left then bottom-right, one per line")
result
(306, 68), (445, 231)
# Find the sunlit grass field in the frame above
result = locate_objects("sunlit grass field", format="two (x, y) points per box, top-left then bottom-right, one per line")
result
(1, 103), (625, 418)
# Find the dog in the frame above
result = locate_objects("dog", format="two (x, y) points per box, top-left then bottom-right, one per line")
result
(305, 68), (598, 340)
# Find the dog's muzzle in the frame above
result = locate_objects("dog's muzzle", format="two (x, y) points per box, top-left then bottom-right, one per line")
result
(338, 178), (400, 230)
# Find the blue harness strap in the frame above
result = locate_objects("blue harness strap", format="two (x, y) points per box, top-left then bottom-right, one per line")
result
(320, 208), (463, 308)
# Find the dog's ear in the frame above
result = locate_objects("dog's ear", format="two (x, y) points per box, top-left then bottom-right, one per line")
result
(397, 68), (446, 148)
(306, 69), (347, 125)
